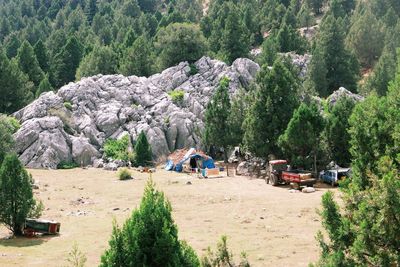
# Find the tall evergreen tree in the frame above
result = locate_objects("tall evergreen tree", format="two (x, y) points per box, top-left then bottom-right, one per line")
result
(120, 35), (153, 77)
(326, 96), (355, 167)
(134, 131), (152, 167)
(76, 45), (118, 80)
(16, 41), (44, 87)
(51, 36), (84, 88)
(305, 46), (328, 97)
(204, 77), (232, 162)
(35, 75), (53, 98)
(219, 6), (250, 64)
(34, 40), (50, 73)
(0, 154), (37, 236)
(307, 0), (325, 14)
(243, 58), (300, 158)
(0, 116), (18, 165)
(4, 33), (21, 59)
(0, 50), (33, 114)
(278, 102), (324, 171)
(312, 15), (359, 95)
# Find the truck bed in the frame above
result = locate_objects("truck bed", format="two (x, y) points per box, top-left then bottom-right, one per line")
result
(281, 170), (316, 185)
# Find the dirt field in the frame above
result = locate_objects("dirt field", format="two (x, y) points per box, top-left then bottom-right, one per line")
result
(0, 168), (337, 266)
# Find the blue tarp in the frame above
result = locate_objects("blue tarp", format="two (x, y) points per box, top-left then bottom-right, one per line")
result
(165, 148), (215, 172)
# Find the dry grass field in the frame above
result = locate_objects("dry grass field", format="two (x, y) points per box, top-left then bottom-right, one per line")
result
(0, 168), (337, 267)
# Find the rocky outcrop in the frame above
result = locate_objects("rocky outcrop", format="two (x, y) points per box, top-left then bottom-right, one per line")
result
(13, 57), (260, 168)
(327, 87), (364, 107)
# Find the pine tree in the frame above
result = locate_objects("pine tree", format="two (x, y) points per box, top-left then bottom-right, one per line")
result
(258, 37), (278, 67)
(219, 8), (250, 64)
(85, 0), (97, 24)
(313, 15), (359, 94)
(17, 41), (44, 87)
(306, 0), (325, 14)
(100, 180), (200, 266)
(326, 96), (355, 167)
(276, 23), (307, 54)
(35, 75), (53, 98)
(0, 50), (33, 114)
(278, 102), (324, 170)
(134, 131), (152, 167)
(346, 7), (386, 68)
(76, 45), (118, 80)
(4, 33), (21, 59)
(120, 36), (153, 77)
(155, 23), (207, 70)
(243, 58), (300, 158)
(34, 40), (50, 73)
(297, 2), (315, 28)
(51, 36), (84, 88)
(0, 154), (37, 236)
(0, 116), (17, 165)
(305, 46), (328, 97)
(204, 77), (232, 162)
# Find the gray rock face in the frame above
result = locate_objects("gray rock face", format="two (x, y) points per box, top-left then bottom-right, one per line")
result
(13, 57), (260, 168)
(327, 87), (364, 107)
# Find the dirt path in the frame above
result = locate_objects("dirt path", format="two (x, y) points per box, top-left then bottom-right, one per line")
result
(0, 168), (335, 266)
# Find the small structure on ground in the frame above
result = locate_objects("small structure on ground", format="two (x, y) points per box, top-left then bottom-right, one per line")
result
(165, 148), (215, 173)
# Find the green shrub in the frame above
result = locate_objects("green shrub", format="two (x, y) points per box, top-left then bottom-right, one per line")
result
(189, 63), (198, 76)
(168, 90), (185, 105)
(103, 135), (131, 162)
(134, 131), (152, 167)
(64, 101), (73, 110)
(100, 180), (200, 266)
(201, 236), (250, 267)
(118, 168), (132, 180)
(57, 161), (79, 169)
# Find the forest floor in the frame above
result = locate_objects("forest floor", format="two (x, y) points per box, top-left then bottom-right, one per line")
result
(0, 168), (338, 267)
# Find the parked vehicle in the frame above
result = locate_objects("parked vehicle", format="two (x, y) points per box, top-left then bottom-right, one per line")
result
(23, 218), (60, 237)
(319, 168), (350, 186)
(266, 160), (316, 188)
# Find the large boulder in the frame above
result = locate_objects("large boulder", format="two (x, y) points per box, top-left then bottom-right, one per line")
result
(13, 57), (261, 168)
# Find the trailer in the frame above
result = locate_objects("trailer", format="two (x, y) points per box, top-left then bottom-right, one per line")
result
(266, 160), (316, 188)
(23, 218), (60, 237)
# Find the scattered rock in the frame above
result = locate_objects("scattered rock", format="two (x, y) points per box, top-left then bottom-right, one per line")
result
(186, 181), (192, 185)
(302, 187), (316, 193)
(104, 162), (118, 171)
(113, 208), (120, 211)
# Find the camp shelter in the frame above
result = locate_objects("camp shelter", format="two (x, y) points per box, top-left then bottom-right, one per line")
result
(165, 148), (215, 172)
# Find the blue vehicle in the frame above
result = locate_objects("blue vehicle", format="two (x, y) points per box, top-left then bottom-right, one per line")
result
(319, 168), (350, 186)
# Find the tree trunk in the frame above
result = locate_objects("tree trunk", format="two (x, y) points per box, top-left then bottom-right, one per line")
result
(223, 147), (228, 163)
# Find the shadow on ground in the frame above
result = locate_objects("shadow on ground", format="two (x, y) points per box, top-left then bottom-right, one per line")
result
(0, 235), (57, 247)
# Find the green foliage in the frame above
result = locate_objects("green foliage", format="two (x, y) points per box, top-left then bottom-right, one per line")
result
(51, 36), (84, 88)
(0, 115), (18, 165)
(310, 15), (359, 96)
(0, 154), (40, 235)
(201, 236), (250, 267)
(64, 101), (73, 111)
(34, 40), (50, 73)
(204, 77), (232, 162)
(35, 75), (53, 98)
(258, 37), (278, 67)
(326, 97), (355, 167)
(118, 168), (132, 180)
(17, 41), (44, 87)
(243, 58), (300, 158)
(134, 131), (152, 167)
(119, 35), (153, 77)
(0, 50), (33, 114)
(76, 45), (118, 80)
(278, 102), (324, 170)
(66, 242), (87, 267)
(103, 135), (131, 162)
(155, 23), (207, 70)
(168, 90), (185, 105)
(346, 7), (386, 68)
(57, 161), (80, 169)
(189, 63), (198, 76)
(306, 0), (325, 15)
(100, 179), (200, 266)
(276, 23), (308, 54)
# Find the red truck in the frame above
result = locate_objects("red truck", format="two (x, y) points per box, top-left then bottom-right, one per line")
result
(266, 160), (316, 188)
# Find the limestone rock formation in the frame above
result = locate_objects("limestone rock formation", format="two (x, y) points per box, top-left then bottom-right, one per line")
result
(13, 57), (260, 168)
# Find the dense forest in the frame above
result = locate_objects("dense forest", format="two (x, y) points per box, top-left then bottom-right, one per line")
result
(0, 0), (399, 266)
(0, 0), (399, 114)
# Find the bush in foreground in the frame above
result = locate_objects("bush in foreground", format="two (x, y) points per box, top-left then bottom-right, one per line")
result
(100, 179), (200, 267)
(117, 168), (132, 180)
